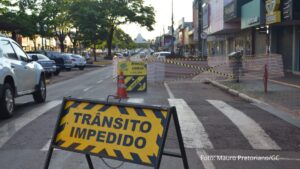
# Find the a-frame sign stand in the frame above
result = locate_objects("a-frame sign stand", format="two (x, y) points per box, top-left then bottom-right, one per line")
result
(43, 98), (189, 169)
(157, 107), (190, 169)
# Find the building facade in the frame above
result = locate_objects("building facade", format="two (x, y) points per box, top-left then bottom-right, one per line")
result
(198, 0), (300, 73)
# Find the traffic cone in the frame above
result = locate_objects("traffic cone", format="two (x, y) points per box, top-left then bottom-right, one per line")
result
(116, 71), (128, 99)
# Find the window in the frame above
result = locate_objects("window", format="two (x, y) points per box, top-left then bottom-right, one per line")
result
(37, 54), (48, 60)
(0, 40), (17, 60)
(11, 42), (28, 62)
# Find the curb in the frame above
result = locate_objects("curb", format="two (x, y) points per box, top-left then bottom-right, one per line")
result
(205, 79), (300, 128)
(205, 79), (261, 104)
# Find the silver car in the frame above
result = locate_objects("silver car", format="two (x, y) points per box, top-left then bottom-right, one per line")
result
(0, 35), (46, 118)
(71, 54), (87, 70)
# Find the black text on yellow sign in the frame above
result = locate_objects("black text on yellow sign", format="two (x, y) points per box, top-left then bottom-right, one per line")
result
(118, 61), (147, 76)
(51, 98), (170, 167)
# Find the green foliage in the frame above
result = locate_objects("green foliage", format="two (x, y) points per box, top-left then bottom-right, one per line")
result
(99, 0), (155, 56)
(0, 0), (11, 14)
(69, 0), (107, 48)
(113, 28), (136, 49)
(0, 0), (155, 53)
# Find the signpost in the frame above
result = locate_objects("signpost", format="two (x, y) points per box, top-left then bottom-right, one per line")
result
(118, 61), (148, 92)
(44, 97), (189, 169)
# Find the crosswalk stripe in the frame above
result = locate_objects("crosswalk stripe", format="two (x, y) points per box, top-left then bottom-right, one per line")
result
(0, 100), (61, 148)
(207, 100), (281, 150)
(168, 99), (214, 149)
(41, 139), (52, 151)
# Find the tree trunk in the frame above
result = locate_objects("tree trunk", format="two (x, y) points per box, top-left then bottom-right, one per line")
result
(73, 41), (77, 54)
(107, 26), (114, 58)
(11, 31), (17, 41)
(33, 40), (37, 51)
(59, 36), (65, 53)
(93, 43), (97, 62)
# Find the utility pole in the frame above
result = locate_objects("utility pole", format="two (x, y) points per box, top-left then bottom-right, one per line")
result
(198, 0), (203, 58)
(171, 0), (175, 55)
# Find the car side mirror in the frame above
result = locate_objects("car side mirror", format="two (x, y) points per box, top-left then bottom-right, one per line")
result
(31, 55), (38, 61)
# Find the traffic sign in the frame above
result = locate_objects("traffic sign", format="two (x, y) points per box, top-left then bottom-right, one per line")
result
(118, 61), (147, 76)
(125, 75), (147, 92)
(44, 97), (189, 169)
(201, 32), (208, 39)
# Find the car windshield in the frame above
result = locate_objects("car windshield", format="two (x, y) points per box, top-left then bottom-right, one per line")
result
(28, 54), (49, 60)
(63, 54), (72, 59)
(47, 51), (61, 58)
(72, 55), (82, 58)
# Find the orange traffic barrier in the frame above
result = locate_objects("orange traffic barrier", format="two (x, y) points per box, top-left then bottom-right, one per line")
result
(116, 71), (128, 99)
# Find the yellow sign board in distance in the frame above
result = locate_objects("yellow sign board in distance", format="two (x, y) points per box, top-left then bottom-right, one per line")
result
(266, 0), (281, 24)
(118, 61), (147, 76)
(53, 99), (170, 167)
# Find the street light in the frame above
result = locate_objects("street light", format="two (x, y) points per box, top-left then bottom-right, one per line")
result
(171, 0), (175, 55)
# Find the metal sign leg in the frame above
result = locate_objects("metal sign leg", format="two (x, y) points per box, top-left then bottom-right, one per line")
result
(43, 147), (54, 169)
(86, 154), (95, 169)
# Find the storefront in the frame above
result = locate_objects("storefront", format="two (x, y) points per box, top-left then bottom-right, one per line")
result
(204, 0), (240, 56)
(224, 0), (252, 54)
(269, 0), (300, 72)
(241, 0), (266, 55)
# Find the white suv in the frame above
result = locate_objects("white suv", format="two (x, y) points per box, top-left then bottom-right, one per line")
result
(0, 36), (46, 118)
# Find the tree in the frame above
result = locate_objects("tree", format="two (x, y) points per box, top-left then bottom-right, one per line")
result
(40, 0), (72, 52)
(69, 0), (107, 61)
(0, 0), (39, 41)
(0, 0), (11, 14)
(113, 28), (136, 49)
(100, 0), (155, 58)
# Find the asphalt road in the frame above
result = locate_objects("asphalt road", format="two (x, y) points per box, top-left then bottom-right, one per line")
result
(0, 65), (300, 169)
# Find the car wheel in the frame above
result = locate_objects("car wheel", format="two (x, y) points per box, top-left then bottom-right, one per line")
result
(0, 83), (15, 118)
(33, 77), (47, 103)
(79, 66), (85, 70)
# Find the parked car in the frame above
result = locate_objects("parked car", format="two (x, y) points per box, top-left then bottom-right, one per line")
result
(71, 54), (86, 70)
(157, 52), (171, 60)
(0, 35), (46, 118)
(27, 53), (57, 77)
(61, 53), (75, 71)
(36, 51), (64, 75)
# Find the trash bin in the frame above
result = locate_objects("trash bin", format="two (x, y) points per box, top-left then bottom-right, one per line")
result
(229, 51), (243, 83)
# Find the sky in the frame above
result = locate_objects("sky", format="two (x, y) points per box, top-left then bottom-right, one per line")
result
(120, 0), (194, 41)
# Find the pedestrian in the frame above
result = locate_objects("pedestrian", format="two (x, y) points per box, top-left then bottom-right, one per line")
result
(232, 51), (243, 83)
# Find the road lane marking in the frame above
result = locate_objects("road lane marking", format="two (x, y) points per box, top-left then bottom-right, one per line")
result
(127, 98), (144, 104)
(168, 99), (214, 149)
(83, 87), (92, 92)
(41, 139), (52, 151)
(164, 82), (175, 99)
(165, 83), (215, 169)
(207, 100), (281, 150)
(97, 80), (103, 84)
(0, 100), (61, 148)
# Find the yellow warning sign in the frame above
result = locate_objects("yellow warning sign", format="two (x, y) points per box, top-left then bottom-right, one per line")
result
(125, 76), (147, 92)
(118, 61), (147, 76)
(52, 98), (170, 167)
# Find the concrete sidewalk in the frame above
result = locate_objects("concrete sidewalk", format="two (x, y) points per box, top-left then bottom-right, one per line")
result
(194, 71), (300, 121)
